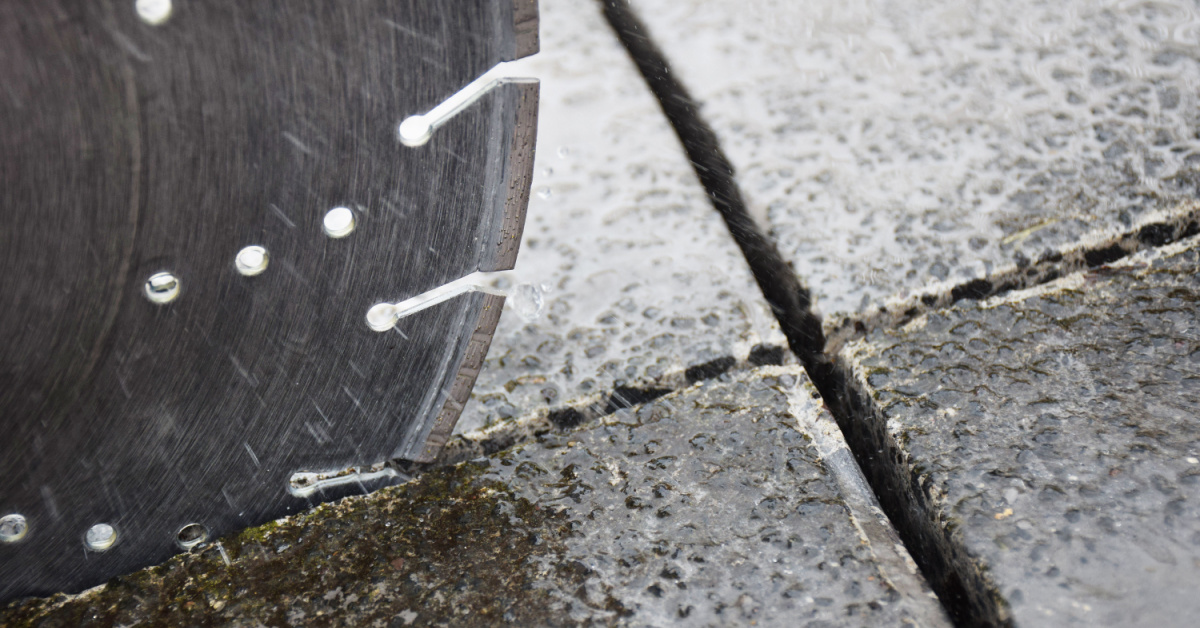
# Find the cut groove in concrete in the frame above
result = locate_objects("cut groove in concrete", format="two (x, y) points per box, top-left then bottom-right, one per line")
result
(595, 0), (826, 376)
(598, 1), (1009, 625)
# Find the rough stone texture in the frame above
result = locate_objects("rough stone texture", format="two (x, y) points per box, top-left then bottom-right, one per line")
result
(843, 237), (1200, 626)
(455, 0), (786, 434)
(1, 367), (947, 627)
(627, 0), (1200, 318)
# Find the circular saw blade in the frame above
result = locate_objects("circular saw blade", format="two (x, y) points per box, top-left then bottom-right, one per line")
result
(0, 0), (537, 600)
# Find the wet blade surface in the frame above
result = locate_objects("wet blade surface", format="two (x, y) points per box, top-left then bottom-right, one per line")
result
(0, 0), (537, 599)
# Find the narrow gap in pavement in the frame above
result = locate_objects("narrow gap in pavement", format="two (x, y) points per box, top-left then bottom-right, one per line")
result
(421, 345), (789, 470)
(825, 204), (1200, 353)
(598, 1), (1009, 625)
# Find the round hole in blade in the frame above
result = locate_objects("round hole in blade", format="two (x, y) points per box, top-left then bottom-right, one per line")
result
(144, 271), (181, 304)
(135, 0), (172, 25)
(366, 303), (398, 332)
(323, 207), (356, 238)
(85, 523), (118, 552)
(176, 523), (209, 550)
(235, 245), (270, 276)
(398, 115), (433, 147)
(0, 514), (28, 543)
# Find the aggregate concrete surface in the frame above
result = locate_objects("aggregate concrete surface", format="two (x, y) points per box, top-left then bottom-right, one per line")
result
(455, 0), (786, 435)
(0, 368), (947, 627)
(843, 238), (1200, 626)
(7, 0), (1200, 625)
(627, 0), (1200, 319)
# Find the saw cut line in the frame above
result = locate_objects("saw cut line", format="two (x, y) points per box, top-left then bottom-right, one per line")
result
(598, 1), (999, 624)
(399, 68), (537, 147)
(366, 271), (507, 332)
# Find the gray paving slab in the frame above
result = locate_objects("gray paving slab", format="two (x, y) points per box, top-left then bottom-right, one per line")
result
(455, 0), (786, 435)
(842, 236), (1200, 626)
(0, 367), (948, 627)
(627, 0), (1200, 319)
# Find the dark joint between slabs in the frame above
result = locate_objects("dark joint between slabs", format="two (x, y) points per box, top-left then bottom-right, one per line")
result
(598, 1), (1010, 625)
(402, 344), (788, 472)
(595, 0), (826, 377)
(826, 203), (1200, 353)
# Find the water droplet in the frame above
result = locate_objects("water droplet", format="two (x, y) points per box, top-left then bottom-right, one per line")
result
(511, 283), (544, 322)
(536, 187), (552, 199)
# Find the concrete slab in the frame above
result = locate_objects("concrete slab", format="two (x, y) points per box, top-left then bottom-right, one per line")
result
(842, 237), (1200, 625)
(455, 0), (786, 434)
(626, 0), (1200, 318)
(1, 367), (948, 627)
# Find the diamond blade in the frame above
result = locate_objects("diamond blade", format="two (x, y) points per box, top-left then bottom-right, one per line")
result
(0, 0), (538, 600)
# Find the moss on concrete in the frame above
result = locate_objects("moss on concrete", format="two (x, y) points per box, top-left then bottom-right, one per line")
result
(0, 462), (579, 627)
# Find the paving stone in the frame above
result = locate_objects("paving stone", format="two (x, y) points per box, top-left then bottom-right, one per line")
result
(0, 367), (948, 627)
(842, 237), (1200, 625)
(455, 0), (786, 435)
(627, 0), (1200, 318)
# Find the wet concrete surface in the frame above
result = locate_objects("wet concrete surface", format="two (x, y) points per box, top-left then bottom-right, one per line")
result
(626, 0), (1200, 320)
(1, 367), (948, 627)
(455, 0), (786, 435)
(842, 237), (1200, 625)
(8, 1), (1200, 624)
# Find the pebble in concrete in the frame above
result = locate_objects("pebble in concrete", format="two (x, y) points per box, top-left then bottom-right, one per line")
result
(626, 0), (1200, 317)
(0, 367), (948, 627)
(842, 238), (1200, 625)
(456, 0), (785, 434)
